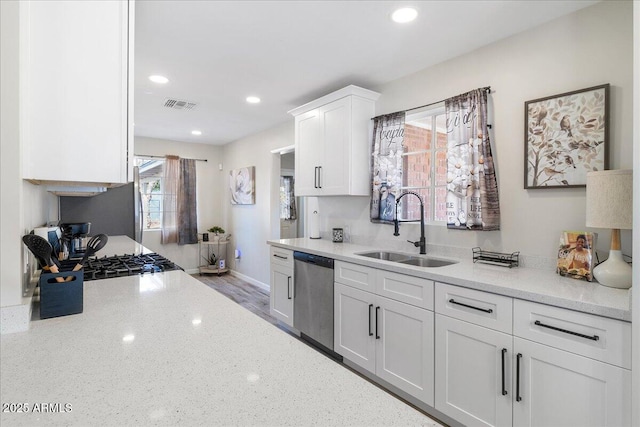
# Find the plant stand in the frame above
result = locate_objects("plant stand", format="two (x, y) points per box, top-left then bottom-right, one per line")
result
(199, 238), (229, 275)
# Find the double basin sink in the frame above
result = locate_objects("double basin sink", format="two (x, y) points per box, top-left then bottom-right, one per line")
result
(355, 251), (458, 268)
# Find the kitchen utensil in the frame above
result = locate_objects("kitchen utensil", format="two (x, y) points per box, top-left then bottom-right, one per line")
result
(22, 234), (64, 283)
(66, 234), (109, 279)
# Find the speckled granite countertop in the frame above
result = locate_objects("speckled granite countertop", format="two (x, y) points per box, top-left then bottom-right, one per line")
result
(268, 238), (631, 322)
(1, 267), (440, 426)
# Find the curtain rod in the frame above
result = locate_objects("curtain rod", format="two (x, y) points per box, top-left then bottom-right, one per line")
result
(135, 154), (208, 162)
(373, 86), (492, 118)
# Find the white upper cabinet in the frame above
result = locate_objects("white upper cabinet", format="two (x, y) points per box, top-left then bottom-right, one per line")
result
(20, 0), (134, 185)
(289, 85), (380, 196)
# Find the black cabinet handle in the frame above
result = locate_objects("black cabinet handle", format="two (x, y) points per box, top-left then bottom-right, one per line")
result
(273, 254), (288, 260)
(375, 306), (380, 339)
(368, 304), (374, 336)
(449, 298), (493, 314)
(287, 276), (292, 300)
(534, 320), (599, 341)
(314, 166), (319, 188)
(516, 353), (522, 402)
(501, 348), (507, 396)
(317, 166), (322, 188)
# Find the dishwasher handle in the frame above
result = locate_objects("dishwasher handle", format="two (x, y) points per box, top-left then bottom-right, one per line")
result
(294, 251), (334, 269)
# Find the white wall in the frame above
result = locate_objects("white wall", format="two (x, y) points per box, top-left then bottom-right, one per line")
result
(1, 0), (58, 333)
(221, 121), (294, 286)
(135, 136), (224, 271)
(319, 0), (634, 263)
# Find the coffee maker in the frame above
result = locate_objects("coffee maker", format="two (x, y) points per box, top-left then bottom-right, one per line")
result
(60, 222), (91, 260)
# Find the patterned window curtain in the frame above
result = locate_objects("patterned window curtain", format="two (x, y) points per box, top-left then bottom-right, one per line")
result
(280, 176), (297, 220)
(445, 88), (500, 230)
(177, 158), (198, 245)
(161, 155), (179, 244)
(370, 112), (405, 223)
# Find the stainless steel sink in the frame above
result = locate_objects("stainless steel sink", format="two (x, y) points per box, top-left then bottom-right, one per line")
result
(398, 257), (458, 268)
(356, 251), (412, 262)
(355, 251), (457, 268)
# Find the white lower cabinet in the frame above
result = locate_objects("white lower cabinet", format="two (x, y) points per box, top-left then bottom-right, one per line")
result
(434, 282), (632, 427)
(435, 314), (513, 427)
(335, 282), (434, 405)
(269, 248), (294, 326)
(318, 256), (632, 427)
(513, 337), (631, 427)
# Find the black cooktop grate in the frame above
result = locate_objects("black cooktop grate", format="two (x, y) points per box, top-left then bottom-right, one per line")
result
(82, 253), (183, 281)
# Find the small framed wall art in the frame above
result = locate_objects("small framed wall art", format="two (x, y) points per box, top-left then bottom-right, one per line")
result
(229, 166), (255, 205)
(524, 84), (609, 189)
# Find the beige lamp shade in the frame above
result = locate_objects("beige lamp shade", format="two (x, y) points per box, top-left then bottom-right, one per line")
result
(585, 170), (633, 229)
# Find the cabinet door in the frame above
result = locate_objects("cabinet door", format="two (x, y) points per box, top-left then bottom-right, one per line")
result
(376, 295), (434, 405)
(318, 97), (351, 195)
(270, 264), (294, 327)
(334, 283), (376, 373)
(513, 337), (631, 427)
(21, 0), (132, 184)
(435, 314), (513, 427)
(294, 109), (321, 196)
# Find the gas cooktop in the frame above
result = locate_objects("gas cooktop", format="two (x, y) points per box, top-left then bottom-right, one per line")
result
(82, 253), (183, 281)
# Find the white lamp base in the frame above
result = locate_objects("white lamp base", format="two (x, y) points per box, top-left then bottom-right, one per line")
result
(593, 250), (632, 289)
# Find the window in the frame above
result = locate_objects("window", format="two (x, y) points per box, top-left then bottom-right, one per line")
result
(401, 106), (447, 224)
(135, 157), (164, 230)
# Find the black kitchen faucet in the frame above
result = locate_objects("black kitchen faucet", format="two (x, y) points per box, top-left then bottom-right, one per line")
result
(393, 191), (427, 255)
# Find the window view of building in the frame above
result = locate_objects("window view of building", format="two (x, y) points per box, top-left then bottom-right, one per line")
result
(402, 107), (448, 223)
(136, 157), (164, 230)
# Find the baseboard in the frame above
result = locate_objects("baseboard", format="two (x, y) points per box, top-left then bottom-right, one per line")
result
(229, 270), (270, 291)
(184, 268), (199, 275)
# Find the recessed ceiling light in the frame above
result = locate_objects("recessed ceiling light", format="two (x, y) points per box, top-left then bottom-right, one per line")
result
(149, 75), (169, 84)
(191, 130), (202, 136)
(391, 7), (418, 23)
(246, 96), (261, 104)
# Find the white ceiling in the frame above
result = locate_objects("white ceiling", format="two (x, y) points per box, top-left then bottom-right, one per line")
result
(134, 0), (598, 146)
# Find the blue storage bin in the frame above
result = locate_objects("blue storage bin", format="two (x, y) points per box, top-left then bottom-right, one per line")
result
(39, 269), (83, 319)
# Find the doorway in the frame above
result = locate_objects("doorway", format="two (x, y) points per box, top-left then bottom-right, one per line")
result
(270, 146), (304, 240)
(279, 151), (302, 239)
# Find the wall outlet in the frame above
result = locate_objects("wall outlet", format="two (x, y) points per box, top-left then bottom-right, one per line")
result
(235, 249), (241, 259)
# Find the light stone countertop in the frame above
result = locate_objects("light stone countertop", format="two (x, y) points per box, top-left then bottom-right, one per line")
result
(267, 238), (632, 322)
(1, 268), (441, 426)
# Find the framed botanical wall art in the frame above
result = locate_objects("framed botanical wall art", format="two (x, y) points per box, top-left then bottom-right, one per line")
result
(524, 84), (609, 189)
(229, 166), (255, 205)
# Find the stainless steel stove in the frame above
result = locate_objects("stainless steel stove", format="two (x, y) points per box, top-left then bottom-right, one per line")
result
(82, 253), (183, 281)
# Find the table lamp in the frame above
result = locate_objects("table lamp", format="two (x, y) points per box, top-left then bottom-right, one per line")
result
(585, 169), (633, 289)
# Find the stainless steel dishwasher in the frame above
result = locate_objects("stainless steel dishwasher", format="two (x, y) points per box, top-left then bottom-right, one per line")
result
(293, 251), (336, 353)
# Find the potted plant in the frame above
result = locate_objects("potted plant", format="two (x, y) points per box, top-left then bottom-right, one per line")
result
(207, 226), (225, 241)
(207, 252), (218, 268)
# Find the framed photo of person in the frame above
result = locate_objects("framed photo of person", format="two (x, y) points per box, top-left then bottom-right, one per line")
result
(556, 231), (597, 282)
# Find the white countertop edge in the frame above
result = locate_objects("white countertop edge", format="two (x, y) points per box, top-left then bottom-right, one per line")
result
(267, 238), (631, 322)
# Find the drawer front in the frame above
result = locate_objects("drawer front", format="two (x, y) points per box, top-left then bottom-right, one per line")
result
(334, 261), (376, 292)
(377, 271), (434, 310)
(435, 282), (512, 334)
(513, 299), (631, 369)
(270, 247), (294, 268)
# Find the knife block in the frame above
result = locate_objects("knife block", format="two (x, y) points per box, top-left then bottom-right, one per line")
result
(38, 264), (83, 319)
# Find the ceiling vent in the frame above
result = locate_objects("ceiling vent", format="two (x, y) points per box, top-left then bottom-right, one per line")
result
(163, 98), (197, 111)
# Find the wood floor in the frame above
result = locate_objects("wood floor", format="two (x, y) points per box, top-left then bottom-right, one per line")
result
(192, 272), (278, 326)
